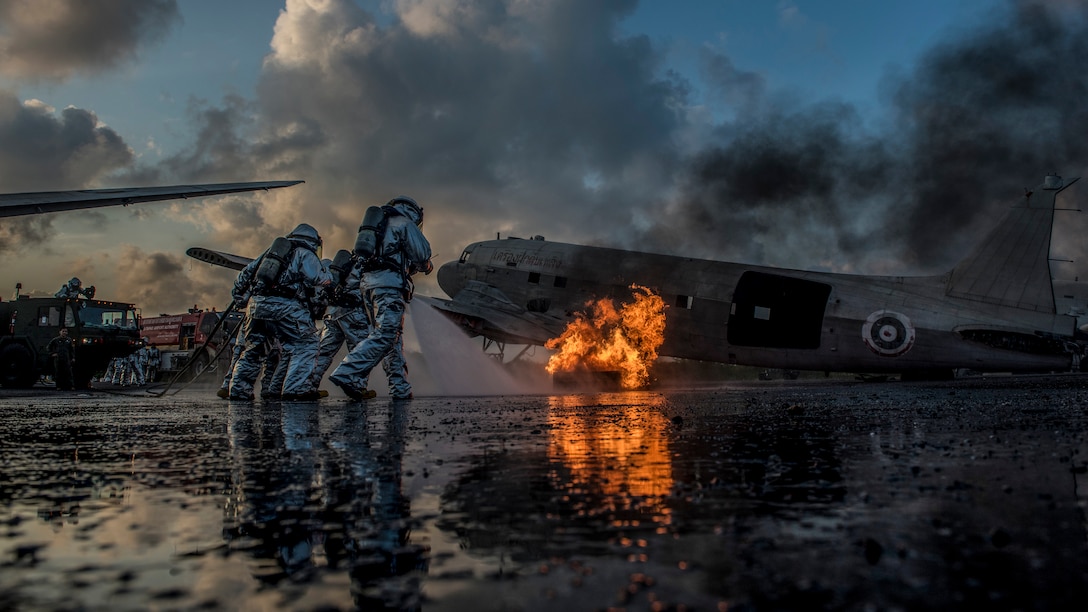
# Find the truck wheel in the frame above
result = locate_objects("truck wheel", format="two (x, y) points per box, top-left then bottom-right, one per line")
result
(0, 344), (37, 388)
(189, 353), (209, 381)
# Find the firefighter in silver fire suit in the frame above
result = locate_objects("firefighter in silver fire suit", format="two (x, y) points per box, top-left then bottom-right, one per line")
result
(310, 252), (371, 392)
(228, 224), (332, 401)
(55, 277), (94, 299)
(329, 196), (432, 400)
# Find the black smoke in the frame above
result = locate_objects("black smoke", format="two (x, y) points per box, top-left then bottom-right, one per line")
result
(638, 1), (1088, 274)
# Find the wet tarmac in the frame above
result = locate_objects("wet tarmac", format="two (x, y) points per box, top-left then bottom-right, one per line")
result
(2, 375), (1088, 611)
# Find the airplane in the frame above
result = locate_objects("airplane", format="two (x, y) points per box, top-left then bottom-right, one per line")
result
(183, 174), (1088, 380)
(428, 174), (1088, 379)
(0, 180), (303, 218)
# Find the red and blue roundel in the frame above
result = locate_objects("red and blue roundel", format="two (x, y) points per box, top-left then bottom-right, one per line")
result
(862, 310), (916, 356)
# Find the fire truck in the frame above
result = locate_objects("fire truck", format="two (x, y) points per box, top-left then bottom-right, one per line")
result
(140, 306), (241, 381)
(0, 295), (143, 388)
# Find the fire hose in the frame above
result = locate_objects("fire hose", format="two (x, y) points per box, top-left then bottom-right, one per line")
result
(147, 300), (241, 397)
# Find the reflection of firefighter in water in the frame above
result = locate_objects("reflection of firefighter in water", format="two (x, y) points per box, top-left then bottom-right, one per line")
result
(222, 401), (426, 606)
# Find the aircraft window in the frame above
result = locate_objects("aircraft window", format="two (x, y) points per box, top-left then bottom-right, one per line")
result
(676, 295), (693, 309)
(554, 276), (567, 288)
(459, 249), (472, 263)
(528, 272), (541, 284)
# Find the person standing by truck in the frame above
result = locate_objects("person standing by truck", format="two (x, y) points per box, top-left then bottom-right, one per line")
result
(47, 327), (76, 391)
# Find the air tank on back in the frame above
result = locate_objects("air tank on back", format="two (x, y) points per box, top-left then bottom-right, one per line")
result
(353, 206), (386, 260)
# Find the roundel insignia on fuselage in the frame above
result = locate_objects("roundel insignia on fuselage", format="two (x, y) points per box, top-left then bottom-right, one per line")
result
(862, 310), (916, 357)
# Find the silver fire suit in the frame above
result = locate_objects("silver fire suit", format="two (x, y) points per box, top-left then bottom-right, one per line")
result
(330, 210), (430, 399)
(310, 265), (371, 391)
(229, 236), (331, 399)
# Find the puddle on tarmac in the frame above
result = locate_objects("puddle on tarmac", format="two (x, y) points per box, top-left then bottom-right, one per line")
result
(2, 379), (1088, 610)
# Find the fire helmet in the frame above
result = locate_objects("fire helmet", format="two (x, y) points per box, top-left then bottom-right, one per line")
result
(287, 223), (322, 249)
(69, 277), (81, 287)
(388, 196), (423, 226)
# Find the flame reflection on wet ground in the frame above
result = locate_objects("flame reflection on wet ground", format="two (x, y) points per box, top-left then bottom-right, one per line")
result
(2, 378), (1088, 610)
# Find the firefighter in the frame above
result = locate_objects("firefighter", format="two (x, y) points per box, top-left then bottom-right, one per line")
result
(54, 277), (94, 299)
(146, 343), (161, 382)
(330, 196), (432, 401)
(47, 327), (76, 390)
(310, 252), (371, 393)
(229, 223), (331, 401)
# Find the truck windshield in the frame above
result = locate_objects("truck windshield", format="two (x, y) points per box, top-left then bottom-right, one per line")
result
(79, 305), (139, 329)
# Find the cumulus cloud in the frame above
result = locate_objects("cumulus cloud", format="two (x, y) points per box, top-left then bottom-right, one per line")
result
(13, 0), (1088, 314)
(0, 0), (181, 81)
(112, 245), (237, 316)
(0, 90), (134, 253)
(151, 0), (686, 301)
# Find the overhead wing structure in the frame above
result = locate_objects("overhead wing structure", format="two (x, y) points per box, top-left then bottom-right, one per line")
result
(185, 247), (255, 271)
(0, 180), (303, 218)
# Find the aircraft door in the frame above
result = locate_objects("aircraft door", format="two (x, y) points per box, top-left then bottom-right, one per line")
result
(727, 271), (832, 349)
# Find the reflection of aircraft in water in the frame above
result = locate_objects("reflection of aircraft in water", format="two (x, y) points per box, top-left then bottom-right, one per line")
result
(0, 180), (302, 218)
(429, 174), (1088, 379)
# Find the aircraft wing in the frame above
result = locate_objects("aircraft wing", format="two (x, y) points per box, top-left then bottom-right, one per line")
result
(184, 246), (567, 345)
(185, 247), (255, 271)
(416, 281), (569, 346)
(0, 180), (303, 218)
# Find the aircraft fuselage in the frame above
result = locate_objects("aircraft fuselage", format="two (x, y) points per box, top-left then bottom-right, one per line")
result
(435, 237), (1079, 375)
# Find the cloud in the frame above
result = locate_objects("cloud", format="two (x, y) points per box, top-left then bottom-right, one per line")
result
(0, 90), (135, 253)
(111, 245), (237, 315)
(636, 0), (1088, 274)
(0, 0), (181, 81)
(147, 0), (686, 301)
(13, 0), (1088, 315)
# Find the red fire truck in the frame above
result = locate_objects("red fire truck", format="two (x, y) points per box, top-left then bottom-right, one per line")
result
(140, 306), (241, 381)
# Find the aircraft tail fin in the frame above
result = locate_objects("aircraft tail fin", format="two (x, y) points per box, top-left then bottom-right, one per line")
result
(946, 174), (1078, 313)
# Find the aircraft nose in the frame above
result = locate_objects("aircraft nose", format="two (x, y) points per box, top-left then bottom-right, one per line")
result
(437, 260), (462, 297)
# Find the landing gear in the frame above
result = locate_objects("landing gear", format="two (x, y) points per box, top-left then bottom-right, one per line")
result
(481, 338), (533, 365)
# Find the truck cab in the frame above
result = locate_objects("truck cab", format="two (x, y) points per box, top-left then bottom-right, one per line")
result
(0, 296), (143, 388)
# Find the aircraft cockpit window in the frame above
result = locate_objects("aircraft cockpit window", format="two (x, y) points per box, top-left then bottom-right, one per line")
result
(676, 295), (693, 309)
(37, 306), (61, 327)
(528, 272), (541, 284)
(459, 249), (473, 264)
(554, 276), (567, 288)
(79, 305), (139, 329)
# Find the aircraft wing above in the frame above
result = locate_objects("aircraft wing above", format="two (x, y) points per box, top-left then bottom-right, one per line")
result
(0, 180), (303, 218)
(186, 247), (255, 271)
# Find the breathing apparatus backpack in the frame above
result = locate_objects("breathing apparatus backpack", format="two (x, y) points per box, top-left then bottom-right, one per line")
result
(329, 249), (354, 287)
(352, 205), (400, 272)
(327, 249), (362, 307)
(254, 236), (294, 289)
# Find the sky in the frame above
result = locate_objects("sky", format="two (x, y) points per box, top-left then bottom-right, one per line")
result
(2, 0), (1088, 315)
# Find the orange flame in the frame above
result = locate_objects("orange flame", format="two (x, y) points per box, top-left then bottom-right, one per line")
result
(545, 285), (667, 388)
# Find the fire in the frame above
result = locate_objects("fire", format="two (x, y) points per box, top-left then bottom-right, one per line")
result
(545, 285), (667, 388)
